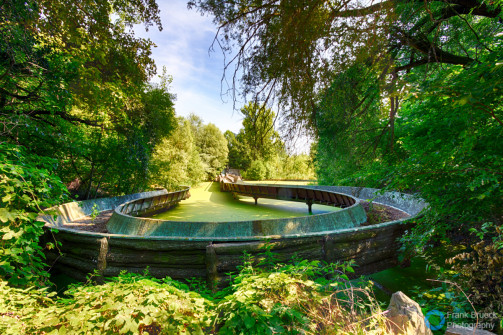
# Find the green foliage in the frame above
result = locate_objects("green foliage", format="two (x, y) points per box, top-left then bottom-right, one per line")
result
(190, 0), (502, 133)
(411, 280), (474, 334)
(469, 222), (503, 250)
(393, 51), (502, 228)
(226, 103), (315, 180)
(0, 273), (213, 334)
(216, 252), (384, 335)
(277, 154), (316, 180)
(191, 0), (503, 245)
(216, 271), (317, 334)
(241, 103), (281, 162)
(0, 279), (57, 334)
(1, 0), (175, 200)
(316, 41), (503, 251)
(149, 114), (229, 188)
(196, 123), (229, 180)
(314, 64), (387, 186)
(243, 160), (267, 180)
(0, 143), (68, 286)
(149, 117), (205, 189)
(90, 204), (100, 221)
(447, 238), (503, 324)
(407, 231), (503, 333)
(225, 130), (253, 171)
(0, 253), (390, 335)
(186, 114), (228, 180)
(226, 103), (282, 173)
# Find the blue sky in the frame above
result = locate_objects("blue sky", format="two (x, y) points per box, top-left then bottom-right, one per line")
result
(135, 0), (244, 133)
(135, 0), (312, 153)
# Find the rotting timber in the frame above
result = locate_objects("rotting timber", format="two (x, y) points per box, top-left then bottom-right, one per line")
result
(40, 181), (427, 288)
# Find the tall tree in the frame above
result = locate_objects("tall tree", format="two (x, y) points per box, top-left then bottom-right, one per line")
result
(1, 0), (162, 130)
(149, 117), (205, 189)
(1, 0), (175, 199)
(241, 102), (281, 162)
(197, 123), (229, 180)
(187, 114), (229, 180)
(189, 0), (501, 130)
(224, 130), (253, 170)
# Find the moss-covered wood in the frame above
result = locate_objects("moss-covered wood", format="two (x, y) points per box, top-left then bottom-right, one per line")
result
(42, 186), (425, 282)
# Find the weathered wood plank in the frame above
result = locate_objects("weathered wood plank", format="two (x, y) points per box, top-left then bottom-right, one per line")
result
(105, 249), (206, 265)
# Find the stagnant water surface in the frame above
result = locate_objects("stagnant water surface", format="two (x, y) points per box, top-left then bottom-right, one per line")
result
(52, 181), (446, 306)
(152, 181), (338, 222)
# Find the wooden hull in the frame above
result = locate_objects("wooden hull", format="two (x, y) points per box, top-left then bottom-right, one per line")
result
(42, 185), (426, 285)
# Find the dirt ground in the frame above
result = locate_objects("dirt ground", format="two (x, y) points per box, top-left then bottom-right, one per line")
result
(62, 210), (113, 233)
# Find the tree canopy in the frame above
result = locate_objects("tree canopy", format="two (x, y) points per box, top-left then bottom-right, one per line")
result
(1, 0), (174, 285)
(191, 0), (503, 248)
(189, 0), (502, 129)
(225, 102), (315, 180)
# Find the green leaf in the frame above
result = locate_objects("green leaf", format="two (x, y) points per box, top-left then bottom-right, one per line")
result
(244, 314), (256, 329)
(0, 208), (16, 223)
(2, 231), (16, 240)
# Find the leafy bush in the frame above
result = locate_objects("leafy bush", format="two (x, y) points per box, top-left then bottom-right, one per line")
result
(0, 143), (68, 286)
(216, 272), (316, 334)
(0, 279), (57, 334)
(0, 273), (214, 335)
(409, 226), (503, 334)
(0, 254), (392, 335)
(446, 224), (503, 328)
(216, 251), (389, 334)
(244, 160), (267, 180)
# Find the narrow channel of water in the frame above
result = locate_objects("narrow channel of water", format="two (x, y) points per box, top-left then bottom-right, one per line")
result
(152, 181), (339, 222)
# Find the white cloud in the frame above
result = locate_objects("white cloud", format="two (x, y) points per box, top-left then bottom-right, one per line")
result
(134, 0), (240, 132)
(134, 0), (312, 152)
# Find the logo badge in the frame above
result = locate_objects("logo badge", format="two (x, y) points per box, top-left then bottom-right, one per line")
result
(425, 310), (445, 331)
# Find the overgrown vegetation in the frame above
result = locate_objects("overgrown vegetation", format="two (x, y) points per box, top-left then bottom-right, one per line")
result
(190, 0), (503, 325)
(0, 144), (68, 286)
(0, 253), (393, 335)
(2, 0), (502, 333)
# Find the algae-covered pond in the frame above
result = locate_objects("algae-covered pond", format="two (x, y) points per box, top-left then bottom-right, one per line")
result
(152, 181), (338, 222)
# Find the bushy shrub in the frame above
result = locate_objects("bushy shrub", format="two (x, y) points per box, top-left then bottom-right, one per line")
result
(0, 273), (214, 335)
(244, 160), (267, 180)
(0, 255), (392, 335)
(410, 225), (503, 333)
(215, 252), (389, 334)
(446, 224), (503, 329)
(0, 143), (68, 286)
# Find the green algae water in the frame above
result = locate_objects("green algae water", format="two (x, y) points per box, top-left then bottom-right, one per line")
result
(152, 181), (338, 222)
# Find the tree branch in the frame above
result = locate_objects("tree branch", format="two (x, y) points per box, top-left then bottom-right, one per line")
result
(395, 28), (474, 66)
(332, 0), (501, 19)
(18, 110), (101, 127)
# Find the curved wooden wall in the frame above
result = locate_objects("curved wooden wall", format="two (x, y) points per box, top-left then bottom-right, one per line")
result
(42, 185), (426, 286)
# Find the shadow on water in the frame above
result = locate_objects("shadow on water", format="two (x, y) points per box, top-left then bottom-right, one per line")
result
(152, 182), (338, 222)
(366, 243), (466, 306)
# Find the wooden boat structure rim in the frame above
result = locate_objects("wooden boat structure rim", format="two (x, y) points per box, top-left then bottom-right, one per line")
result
(47, 215), (412, 241)
(40, 184), (428, 283)
(41, 183), (426, 241)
